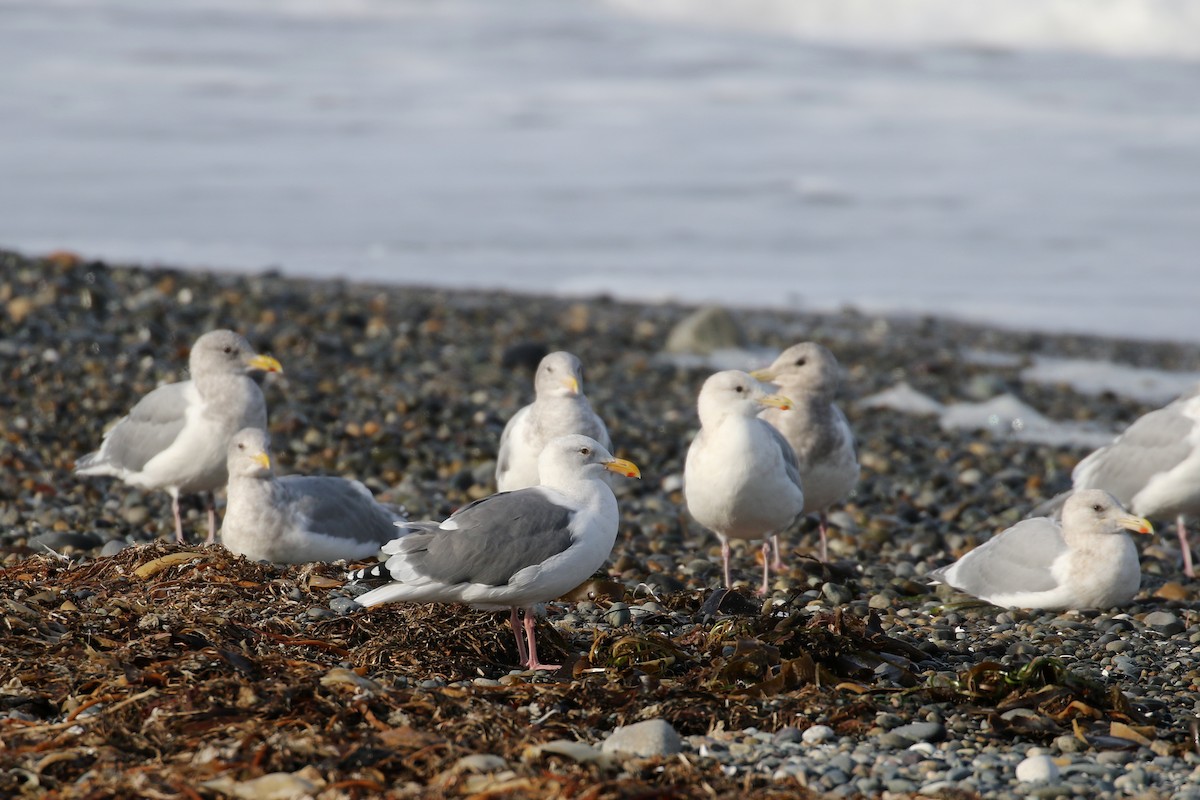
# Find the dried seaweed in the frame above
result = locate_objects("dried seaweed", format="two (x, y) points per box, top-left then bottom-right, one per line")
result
(928, 656), (1151, 745)
(0, 545), (1165, 798)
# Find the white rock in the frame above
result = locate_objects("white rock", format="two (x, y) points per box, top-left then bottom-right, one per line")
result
(200, 772), (317, 800)
(663, 306), (743, 355)
(524, 740), (611, 765)
(1016, 754), (1060, 783)
(801, 725), (834, 744)
(454, 754), (508, 773)
(601, 719), (683, 757)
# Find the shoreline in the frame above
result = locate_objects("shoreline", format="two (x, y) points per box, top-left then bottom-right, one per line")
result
(15, 245), (1200, 353)
(3, 247), (1200, 798)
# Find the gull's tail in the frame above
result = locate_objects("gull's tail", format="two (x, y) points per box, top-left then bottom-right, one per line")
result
(73, 449), (109, 475)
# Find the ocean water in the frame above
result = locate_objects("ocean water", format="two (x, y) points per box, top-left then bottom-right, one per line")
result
(2, 0), (1199, 342)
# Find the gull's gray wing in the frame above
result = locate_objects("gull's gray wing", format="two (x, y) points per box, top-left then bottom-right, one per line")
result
(495, 404), (530, 479)
(762, 420), (803, 491)
(931, 518), (1067, 595)
(281, 475), (401, 546)
(394, 489), (575, 587)
(77, 382), (192, 473)
(1073, 400), (1197, 503)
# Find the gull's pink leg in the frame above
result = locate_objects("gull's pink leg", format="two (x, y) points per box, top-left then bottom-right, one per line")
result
(818, 512), (830, 563)
(205, 492), (218, 544)
(721, 538), (733, 589)
(170, 491), (185, 544)
(771, 534), (784, 570)
(510, 607), (529, 666)
(757, 540), (772, 597)
(522, 609), (560, 672)
(1178, 515), (1194, 580)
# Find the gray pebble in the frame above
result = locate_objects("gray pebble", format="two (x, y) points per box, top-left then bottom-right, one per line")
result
(772, 726), (803, 744)
(876, 732), (913, 749)
(604, 602), (632, 627)
(329, 596), (359, 614)
(875, 713), (904, 729)
(888, 721), (945, 742)
(339, 582), (373, 598)
(868, 593), (892, 609)
(100, 539), (131, 557)
(885, 778), (918, 793)
(1111, 655), (1139, 675)
(1096, 751), (1136, 765)
(823, 768), (849, 786)
(1053, 734), (1086, 754)
(1144, 610), (1185, 636)
(120, 506), (151, 526)
(821, 582), (854, 605)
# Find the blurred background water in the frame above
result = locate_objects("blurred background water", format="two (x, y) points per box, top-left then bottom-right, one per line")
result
(2, 0), (1198, 341)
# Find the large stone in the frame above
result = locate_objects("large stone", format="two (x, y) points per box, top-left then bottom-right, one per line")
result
(601, 719), (683, 758)
(1143, 610), (1185, 636)
(888, 721), (945, 742)
(1015, 754), (1060, 783)
(100, 539), (131, 557)
(663, 306), (744, 355)
(801, 725), (835, 744)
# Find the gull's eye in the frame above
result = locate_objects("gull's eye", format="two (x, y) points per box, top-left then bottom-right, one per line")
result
(237, 443), (244, 450)
(795, 358), (806, 366)
(223, 346), (233, 354)
(1092, 503), (1103, 512)
(581, 447), (591, 456)
(735, 385), (745, 393)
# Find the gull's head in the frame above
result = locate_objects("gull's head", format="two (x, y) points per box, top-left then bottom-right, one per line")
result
(227, 427), (274, 479)
(697, 370), (791, 426)
(1062, 489), (1153, 543)
(538, 434), (641, 485)
(533, 351), (585, 398)
(750, 341), (841, 397)
(191, 329), (283, 377)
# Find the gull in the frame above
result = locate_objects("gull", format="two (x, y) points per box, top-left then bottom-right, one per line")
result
(496, 351), (611, 491)
(752, 342), (859, 564)
(220, 428), (405, 564)
(75, 329), (282, 543)
(1057, 385), (1200, 579)
(684, 370), (805, 595)
(931, 489), (1152, 609)
(352, 435), (640, 671)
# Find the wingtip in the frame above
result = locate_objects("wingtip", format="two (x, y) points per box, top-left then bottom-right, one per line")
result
(345, 563), (390, 583)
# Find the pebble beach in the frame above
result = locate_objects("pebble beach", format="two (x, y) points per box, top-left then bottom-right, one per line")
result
(3, 248), (1200, 799)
